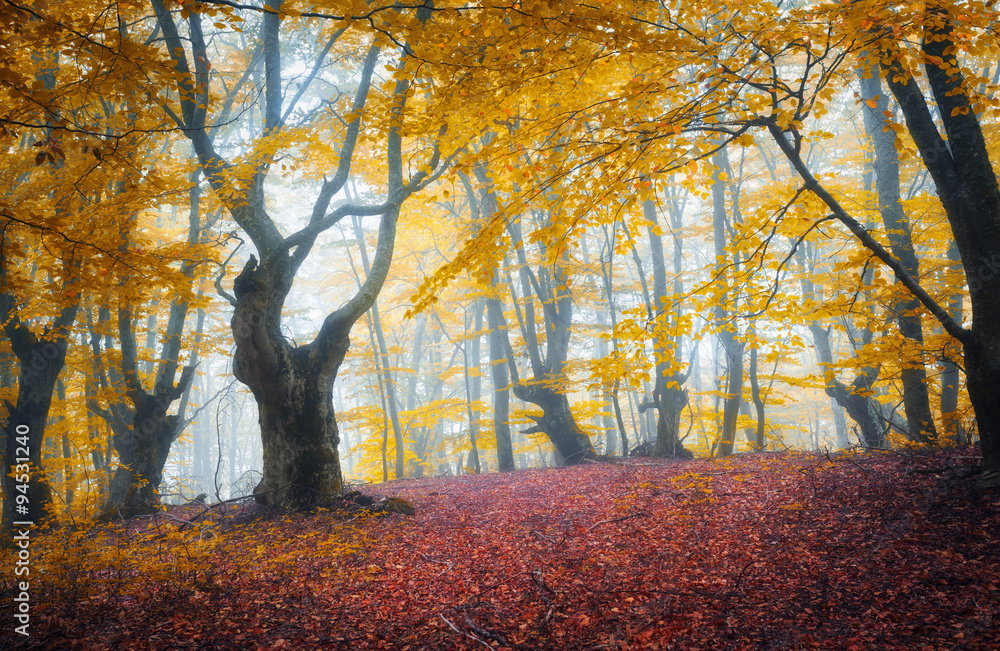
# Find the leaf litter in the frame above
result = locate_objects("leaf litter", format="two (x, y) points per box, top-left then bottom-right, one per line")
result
(11, 448), (1000, 650)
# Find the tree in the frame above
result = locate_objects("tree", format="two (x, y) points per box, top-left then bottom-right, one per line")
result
(1, 0), (176, 533)
(643, 198), (693, 458)
(858, 65), (937, 442)
(150, 0), (447, 507)
(765, 5), (1000, 480)
(505, 211), (596, 465)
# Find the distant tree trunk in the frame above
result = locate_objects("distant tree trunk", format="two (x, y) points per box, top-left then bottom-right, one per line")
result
(859, 67), (938, 442)
(808, 324), (886, 448)
(504, 217), (595, 464)
(354, 214), (405, 479)
(940, 239), (963, 442)
(747, 323), (766, 450)
(797, 243), (887, 449)
(643, 199), (692, 458)
(711, 149), (744, 457)
(612, 385), (629, 457)
(596, 311), (617, 456)
(832, 399), (849, 449)
(462, 303), (483, 474)
(465, 171), (515, 471)
(597, 224), (630, 457)
(362, 310), (391, 484)
(486, 283), (516, 471)
(403, 313), (427, 472)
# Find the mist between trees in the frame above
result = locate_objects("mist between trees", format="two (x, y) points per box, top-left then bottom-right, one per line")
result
(1, 0), (999, 532)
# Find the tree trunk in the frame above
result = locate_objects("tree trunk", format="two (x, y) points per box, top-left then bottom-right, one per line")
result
(354, 214), (405, 479)
(234, 291), (350, 507)
(504, 216), (596, 464)
(0, 306), (76, 537)
(642, 199), (692, 458)
(711, 149), (744, 457)
(153, 0), (439, 507)
(487, 282), (515, 471)
(462, 303), (483, 474)
(748, 325), (767, 450)
(879, 15), (1000, 481)
(859, 67), (937, 442)
(512, 383), (594, 464)
(101, 395), (186, 519)
(831, 399), (849, 449)
(940, 239), (964, 442)
(807, 323), (886, 448)
(462, 172), (515, 471)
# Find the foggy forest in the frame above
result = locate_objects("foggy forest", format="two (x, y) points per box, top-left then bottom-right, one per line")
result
(1, 0), (999, 648)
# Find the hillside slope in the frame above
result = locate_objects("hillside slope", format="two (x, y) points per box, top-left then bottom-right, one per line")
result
(12, 449), (1000, 650)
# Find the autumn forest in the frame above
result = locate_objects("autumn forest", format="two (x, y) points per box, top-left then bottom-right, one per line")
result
(2, 0), (1000, 648)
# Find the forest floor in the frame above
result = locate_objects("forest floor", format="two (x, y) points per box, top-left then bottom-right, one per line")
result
(7, 448), (1000, 650)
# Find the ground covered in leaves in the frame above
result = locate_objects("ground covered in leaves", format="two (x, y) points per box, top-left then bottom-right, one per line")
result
(8, 448), (1000, 650)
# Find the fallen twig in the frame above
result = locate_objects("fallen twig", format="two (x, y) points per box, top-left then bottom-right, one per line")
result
(463, 613), (508, 646)
(587, 510), (649, 532)
(440, 614), (495, 650)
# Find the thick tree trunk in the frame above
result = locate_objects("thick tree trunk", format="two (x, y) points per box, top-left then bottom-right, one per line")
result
(880, 14), (1000, 482)
(153, 0), (439, 506)
(513, 383), (595, 464)
(1, 335), (72, 535)
(234, 293), (349, 507)
(503, 216), (596, 465)
(100, 398), (185, 519)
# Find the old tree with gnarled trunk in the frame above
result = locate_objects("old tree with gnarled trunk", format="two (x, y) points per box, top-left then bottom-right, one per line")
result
(150, 0), (445, 508)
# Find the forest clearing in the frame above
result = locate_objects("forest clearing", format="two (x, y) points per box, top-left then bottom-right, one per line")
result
(8, 449), (1000, 650)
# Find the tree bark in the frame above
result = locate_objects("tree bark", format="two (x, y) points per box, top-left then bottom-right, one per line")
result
(858, 67), (938, 442)
(643, 199), (693, 458)
(710, 150), (743, 457)
(0, 300), (78, 538)
(152, 0), (443, 506)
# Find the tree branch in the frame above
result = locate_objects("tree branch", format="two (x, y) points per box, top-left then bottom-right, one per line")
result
(765, 120), (971, 345)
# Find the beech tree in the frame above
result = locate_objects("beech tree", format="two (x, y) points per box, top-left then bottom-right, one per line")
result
(0, 0), (175, 534)
(149, 0), (448, 507)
